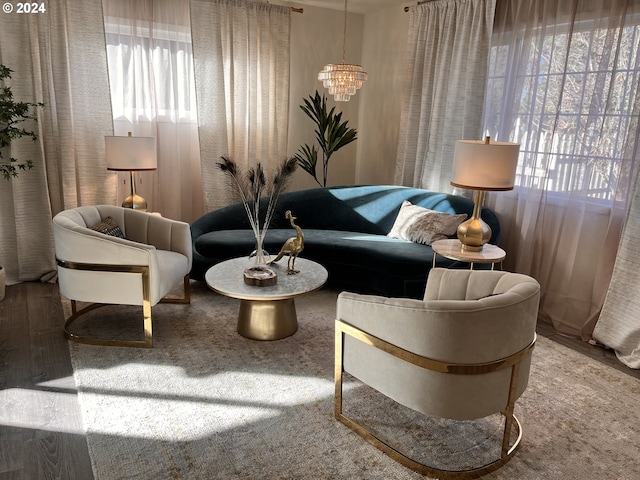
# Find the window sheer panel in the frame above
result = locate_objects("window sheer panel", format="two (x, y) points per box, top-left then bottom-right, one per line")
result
(0, 0), (113, 284)
(395, 0), (496, 191)
(594, 31), (640, 367)
(487, 2), (640, 201)
(595, 108), (640, 368)
(483, 0), (640, 340)
(191, 0), (291, 211)
(103, 0), (204, 222)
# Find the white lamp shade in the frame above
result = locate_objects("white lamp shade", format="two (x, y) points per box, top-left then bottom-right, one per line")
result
(451, 139), (520, 191)
(105, 135), (157, 171)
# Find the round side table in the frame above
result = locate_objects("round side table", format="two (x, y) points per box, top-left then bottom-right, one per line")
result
(432, 239), (506, 270)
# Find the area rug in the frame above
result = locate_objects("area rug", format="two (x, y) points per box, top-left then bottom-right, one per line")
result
(67, 282), (640, 480)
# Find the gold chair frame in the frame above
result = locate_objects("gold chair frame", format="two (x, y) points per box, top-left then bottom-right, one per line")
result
(335, 319), (536, 479)
(58, 259), (191, 348)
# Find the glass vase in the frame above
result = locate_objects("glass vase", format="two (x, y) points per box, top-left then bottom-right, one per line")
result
(252, 232), (270, 266)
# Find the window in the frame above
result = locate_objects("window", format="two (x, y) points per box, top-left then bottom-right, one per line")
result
(104, 18), (198, 123)
(484, 19), (640, 201)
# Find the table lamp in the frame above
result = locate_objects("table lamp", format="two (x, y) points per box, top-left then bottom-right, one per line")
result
(450, 136), (519, 252)
(105, 132), (157, 211)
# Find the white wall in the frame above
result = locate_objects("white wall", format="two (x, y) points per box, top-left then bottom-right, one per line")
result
(356, 5), (410, 185)
(285, 3), (364, 190)
(285, 2), (410, 189)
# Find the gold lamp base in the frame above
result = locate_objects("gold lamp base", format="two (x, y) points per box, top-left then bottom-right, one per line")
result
(457, 190), (491, 252)
(122, 194), (148, 211)
(121, 170), (148, 211)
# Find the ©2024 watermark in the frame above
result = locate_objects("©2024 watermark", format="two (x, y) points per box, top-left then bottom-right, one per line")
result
(2, 2), (46, 14)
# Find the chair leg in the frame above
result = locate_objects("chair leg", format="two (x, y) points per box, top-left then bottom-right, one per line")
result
(64, 274), (190, 348)
(334, 319), (527, 479)
(63, 303), (154, 348)
(501, 362), (523, 457)
(142, 290), (153, 347)
(336, 391), (523, 479)
(335, 326), (345, 418)
(160, 274), (191, 304)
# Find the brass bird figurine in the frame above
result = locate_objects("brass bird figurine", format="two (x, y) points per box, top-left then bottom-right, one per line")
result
(267, 210), (304, 274)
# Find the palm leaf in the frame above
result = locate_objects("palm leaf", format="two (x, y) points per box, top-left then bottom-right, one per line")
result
(296, 90), (359, 187)
(294, 144), (321, 186)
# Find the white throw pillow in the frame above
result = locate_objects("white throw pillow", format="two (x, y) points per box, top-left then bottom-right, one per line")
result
(387, 201), (467, 245)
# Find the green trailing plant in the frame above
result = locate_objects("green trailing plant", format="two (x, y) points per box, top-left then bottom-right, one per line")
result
(0, 64), (44, 180)
(294, 91), (357, 187)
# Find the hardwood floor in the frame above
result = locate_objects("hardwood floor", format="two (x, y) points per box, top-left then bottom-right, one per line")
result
(536, 320), (640, 380)
(1, 281), (638, 479)
(0, 282), (93, 479)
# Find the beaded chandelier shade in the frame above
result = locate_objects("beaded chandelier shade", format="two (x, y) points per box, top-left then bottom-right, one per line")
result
(318, 0), (367, 102)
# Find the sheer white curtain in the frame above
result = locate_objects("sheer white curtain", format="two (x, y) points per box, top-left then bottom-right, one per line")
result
(190, 0), (291, 210)
(595, 167), (640, 368)
(395, 0), (496, 191)
(103, 0), (204, 223)
(0, 0), (113, 284)
(483, 0), (640, 340)
(594, 91), (640, 368)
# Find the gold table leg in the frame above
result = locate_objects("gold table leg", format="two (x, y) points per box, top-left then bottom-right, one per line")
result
(237, 298), (298, 340)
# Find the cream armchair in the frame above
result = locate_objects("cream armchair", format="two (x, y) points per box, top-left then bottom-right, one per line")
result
(53, 205), (192, 348)
(335, 267), (540, 478)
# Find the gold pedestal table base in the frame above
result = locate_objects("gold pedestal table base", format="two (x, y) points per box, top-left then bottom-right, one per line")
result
(238, 298), (297, 340)
(206, 257), (328, 341)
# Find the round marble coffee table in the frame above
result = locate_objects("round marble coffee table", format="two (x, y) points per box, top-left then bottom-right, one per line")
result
(205, 257), (328, 340)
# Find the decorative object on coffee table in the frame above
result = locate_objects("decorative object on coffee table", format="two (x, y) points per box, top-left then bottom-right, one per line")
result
(216, 156), (297, 283)
(243, 265), (277, 287)
(267, 210), (304, 274)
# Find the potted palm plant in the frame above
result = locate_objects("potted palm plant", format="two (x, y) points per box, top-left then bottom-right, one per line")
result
(0, 63), (43, 300)
(1, 64), (42, 179)
(294, 91), (357, 187)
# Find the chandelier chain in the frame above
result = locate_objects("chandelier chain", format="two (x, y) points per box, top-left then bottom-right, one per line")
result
(342, 0), (348, 64)
(316, 0), (367, 102)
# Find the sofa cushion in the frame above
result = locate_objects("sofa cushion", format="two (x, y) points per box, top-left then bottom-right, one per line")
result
(195, 229), (436, 278)
(387, 200), (467, 245)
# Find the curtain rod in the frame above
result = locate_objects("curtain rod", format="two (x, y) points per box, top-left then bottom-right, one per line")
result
(266, 2), (303, 13)
(404, 1), (433, 12)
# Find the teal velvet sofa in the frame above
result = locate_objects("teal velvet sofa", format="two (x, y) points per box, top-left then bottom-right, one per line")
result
(190, 185), (501, 298)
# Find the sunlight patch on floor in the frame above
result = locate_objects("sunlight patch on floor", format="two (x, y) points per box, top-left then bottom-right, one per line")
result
(74, 367), (338, 441)
(0, 387), (85, 435)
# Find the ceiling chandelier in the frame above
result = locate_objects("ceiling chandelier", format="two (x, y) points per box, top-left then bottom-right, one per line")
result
(318, 0), (368, 102)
